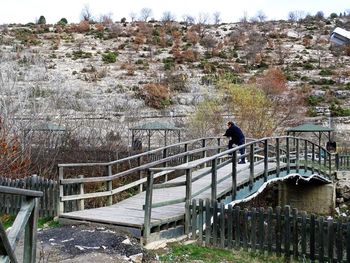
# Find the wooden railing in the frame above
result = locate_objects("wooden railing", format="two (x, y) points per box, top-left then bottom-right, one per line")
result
(57, 137), (227, 214)
(0, 186), (43, 263)
(187, 200), (350, 262)
(144, 136), (335, 240)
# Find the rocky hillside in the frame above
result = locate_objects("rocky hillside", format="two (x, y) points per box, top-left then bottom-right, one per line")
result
(1, 15), (350, 148)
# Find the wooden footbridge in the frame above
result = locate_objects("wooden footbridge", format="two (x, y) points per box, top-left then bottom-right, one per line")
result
(57, 136), (336, 243)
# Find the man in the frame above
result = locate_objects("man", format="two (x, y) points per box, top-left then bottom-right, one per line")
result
(223, 121), (246, 163)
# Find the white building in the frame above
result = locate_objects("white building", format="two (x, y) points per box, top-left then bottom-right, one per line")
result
(330, 27), (350, 45)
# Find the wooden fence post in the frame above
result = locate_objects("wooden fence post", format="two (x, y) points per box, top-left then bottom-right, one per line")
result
(276, 138), (280, 177)
(211, 160), (217, 201)
(264, 140), (268, 182)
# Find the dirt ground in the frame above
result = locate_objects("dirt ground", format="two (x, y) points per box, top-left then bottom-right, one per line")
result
(14, 224), (158, 263)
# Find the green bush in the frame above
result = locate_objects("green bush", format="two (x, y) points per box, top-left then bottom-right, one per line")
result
(38, 15), (46, 25)
(102, 51), (118, 63)
(319, 69), (334, 76)
(303, 63), (314, 70)
(307, 95), (324, 106)
(163, 57), (175, 71)
(72, 50), (92, 60)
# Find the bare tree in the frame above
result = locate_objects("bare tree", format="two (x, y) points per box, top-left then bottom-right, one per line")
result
(256, 10), (267, 23)
(139, 8), (153, 22)
(161, 11), (176, 24)
(200, 34), (217, 55)
(182, 14), (195, 28)
(288, 10), (306, 25)
(240, 11), (249, 23)
(80, 4), (93, 22)
(99, 13), (113, 26)
(129, 12), (137, 22)
(213, 11), (221, 25)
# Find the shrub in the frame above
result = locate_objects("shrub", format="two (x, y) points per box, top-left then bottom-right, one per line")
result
(57, 18), (68, 26)
(102, 51), (118, 63)
(72, 50), (92, 60)
(319, 69), (334, 76)
(303, 63), (314, 70)
(139, 83), (171, 109)
(163, 57), (175, 70)
(37, 16), (46, 25)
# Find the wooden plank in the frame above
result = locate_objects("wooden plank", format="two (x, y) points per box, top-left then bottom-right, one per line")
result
(284, 206), (291, 258)
(198, 199), (204, 244)
(267, 207), (273, 254)
(0, 186), (42, 198)
(212, 201), (218, 246)
(276, 206), (282, 256)
(235, 206), (241, 249)
(0, 221), (18, 263)
(251, 207), (257, 252)
(292, 208), (298, 258)
(319, 217), (325, 263)
(336, 220), (343, 262)
(205, 199), (211, 245)
(242, 208), (248, 251)
(220, 202), (225, 248)
(301, 211), (307, 257)
(327, 218), (334, 263)
(310, 214), (316, 262)
(258, 207), (264, 251)
(227, 204), (233, 249)
(191, 199), (197, 240)
(24, 198), (39, 263)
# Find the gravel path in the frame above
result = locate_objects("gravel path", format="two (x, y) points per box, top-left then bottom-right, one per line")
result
(15, 225), (157, 262)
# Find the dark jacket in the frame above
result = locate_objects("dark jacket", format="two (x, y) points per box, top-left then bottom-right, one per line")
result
(223, 124), (245, 144)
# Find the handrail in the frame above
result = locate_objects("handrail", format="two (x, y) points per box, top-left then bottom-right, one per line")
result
(0, 187), (42, 263)
(57, 136), (227, 214)
(142, 136), (334, 241)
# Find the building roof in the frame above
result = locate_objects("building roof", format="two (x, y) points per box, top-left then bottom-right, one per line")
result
(332, 27), (350, 39)
(286, 123), (333, 133)
(130, 121), (181, 131)
(26, 122), (66, 132)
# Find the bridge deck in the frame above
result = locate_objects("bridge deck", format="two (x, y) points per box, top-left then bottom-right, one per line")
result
(60, 161), (277, 231)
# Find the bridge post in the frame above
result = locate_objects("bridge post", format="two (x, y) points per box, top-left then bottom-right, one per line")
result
(217, 138), (221, 154)
(162, 149), (168, 182)
(335, 153), (339, 171)
(311, 143), (315, 174)
(184, 143), (189, 163)
(304, 140), (308, 173)
(144, 170), (154, 243)
(106, 165), (113, 206)
(264, 140), (268, 182)
(231, 151), (237, 200)
(296, 139), (300, 172)
(185, 168), (192, 235)
(249, 144), (254, 189)
(78, 175), (85, 210)
(202, 139), (207, 167)
(211, 160), (217, 200)
(286, 137), (290, 173)
(137, 157), (143, 193)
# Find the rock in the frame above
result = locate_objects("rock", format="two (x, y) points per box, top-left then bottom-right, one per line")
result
(129, 253), (143, 263)
(337, 197), (344, 203)
(122, 238), (131, 245)
(336, 181), (350, 200)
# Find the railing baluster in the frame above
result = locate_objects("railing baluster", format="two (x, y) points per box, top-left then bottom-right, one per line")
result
(264, 140), (268, 182)
(249, 143), (254, 189)
(211, 159), (217, 201)
(107, 165), (112, 206)
(296, 139), (300, 172)
(276, 138), (280, 177)
(312, 143), (315, 174)
(286, 137), (290, 173)
(304, 140), (308, 173)
(78, 175), (84, 210)
(231, 151), (237, 201)
(58, 167), (64, 215)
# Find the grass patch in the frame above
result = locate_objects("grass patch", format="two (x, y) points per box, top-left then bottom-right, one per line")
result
(0, 215), (59, 230)
(159, 243), (302, 263)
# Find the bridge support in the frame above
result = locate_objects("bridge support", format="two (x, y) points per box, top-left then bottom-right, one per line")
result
(278, 179), (335, 215)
